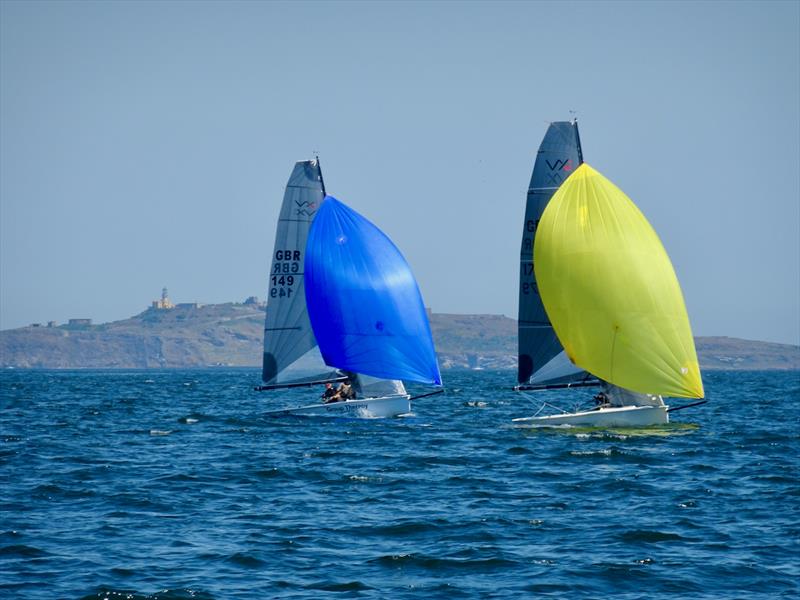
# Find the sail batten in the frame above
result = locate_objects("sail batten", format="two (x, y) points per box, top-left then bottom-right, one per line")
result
(533, 163), (704, 399)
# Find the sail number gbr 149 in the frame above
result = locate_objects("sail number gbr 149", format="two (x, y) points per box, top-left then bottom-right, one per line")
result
(271, 249), (301, 298)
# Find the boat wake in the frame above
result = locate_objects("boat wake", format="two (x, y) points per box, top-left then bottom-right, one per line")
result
(518, 422), (700, 438)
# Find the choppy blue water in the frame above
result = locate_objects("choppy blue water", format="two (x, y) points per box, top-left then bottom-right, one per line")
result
(1, 369), (798, 599)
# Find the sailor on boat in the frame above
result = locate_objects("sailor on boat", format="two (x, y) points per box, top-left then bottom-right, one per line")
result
(320, 382), (338, 403)
(334, 378), (356, 401)
(319, 378), (356, 404)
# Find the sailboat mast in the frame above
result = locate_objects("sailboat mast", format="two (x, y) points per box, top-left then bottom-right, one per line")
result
(316, 155), (326, 196)
(573, 120), (584, 166)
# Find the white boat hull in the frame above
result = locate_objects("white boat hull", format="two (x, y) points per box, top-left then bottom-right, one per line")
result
(513, 405), (669, 428)
(264, 394), (411, 418)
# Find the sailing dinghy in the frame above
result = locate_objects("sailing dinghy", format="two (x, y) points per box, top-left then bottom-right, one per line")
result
(513, 163), (704, 427)
(257, 162), (442, 418)
(516, 120), (599, 391)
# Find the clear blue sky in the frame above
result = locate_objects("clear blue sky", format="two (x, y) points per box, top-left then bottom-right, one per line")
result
(1, 0), (798, 345)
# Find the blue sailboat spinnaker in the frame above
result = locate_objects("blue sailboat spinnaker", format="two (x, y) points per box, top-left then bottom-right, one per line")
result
(305, 197), (442, 386)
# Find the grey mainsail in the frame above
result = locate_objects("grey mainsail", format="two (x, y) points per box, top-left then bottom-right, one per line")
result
(261, 159), (332, 384)
(517, 121), (590, 386)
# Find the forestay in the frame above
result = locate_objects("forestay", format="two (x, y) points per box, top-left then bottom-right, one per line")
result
(533, 163), (704, 399)
(518, 121), (586, 385)
(262, 160), (332, 384)
(304, 197), (442, 385)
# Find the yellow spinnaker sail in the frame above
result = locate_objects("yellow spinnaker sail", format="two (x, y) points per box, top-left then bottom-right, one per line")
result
(533, 163), (704, 399)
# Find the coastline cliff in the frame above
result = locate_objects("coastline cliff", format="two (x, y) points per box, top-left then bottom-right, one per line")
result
(1, 303), (797, 370)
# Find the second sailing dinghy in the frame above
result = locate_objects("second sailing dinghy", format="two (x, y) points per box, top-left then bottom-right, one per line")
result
(513, 163), (704, 427)
(258, 166), (442, 418)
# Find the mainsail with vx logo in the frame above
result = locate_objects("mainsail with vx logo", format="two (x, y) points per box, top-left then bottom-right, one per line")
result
(260, 159), (329, 386)
(516, 120), (598, 391)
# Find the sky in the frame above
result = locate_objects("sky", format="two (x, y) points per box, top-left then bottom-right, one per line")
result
(1, 0), (798, 345)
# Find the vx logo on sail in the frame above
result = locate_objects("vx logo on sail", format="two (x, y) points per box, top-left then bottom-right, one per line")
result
(544, 158), (573, 185)
(546, 158), (573, 171)
(295, 200), (318, 217)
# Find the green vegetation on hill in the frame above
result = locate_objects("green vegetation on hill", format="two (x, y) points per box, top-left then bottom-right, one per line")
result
(1, 303), (797, 370)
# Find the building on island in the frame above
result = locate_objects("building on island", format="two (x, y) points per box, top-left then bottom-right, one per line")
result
(150, 288), (203, 310)
(68, 319), (92, 326)
(152, 287), (175, 310)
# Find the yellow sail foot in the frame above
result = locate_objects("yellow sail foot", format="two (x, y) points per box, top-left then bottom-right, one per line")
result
(533, 163), (704, 399)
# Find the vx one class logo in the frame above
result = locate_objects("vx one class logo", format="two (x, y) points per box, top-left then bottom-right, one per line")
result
(545, 158), (573, 171)
(295, 200), (317, 217)
(544, 158), (573, 185)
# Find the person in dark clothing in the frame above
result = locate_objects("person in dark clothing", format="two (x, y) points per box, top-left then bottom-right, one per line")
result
(321, 382), (338, 403)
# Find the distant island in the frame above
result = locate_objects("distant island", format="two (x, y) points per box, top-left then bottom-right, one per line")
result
(1, 300), (798, 370)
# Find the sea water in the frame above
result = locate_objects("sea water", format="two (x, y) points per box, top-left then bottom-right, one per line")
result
(1, 369), (798, 599)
